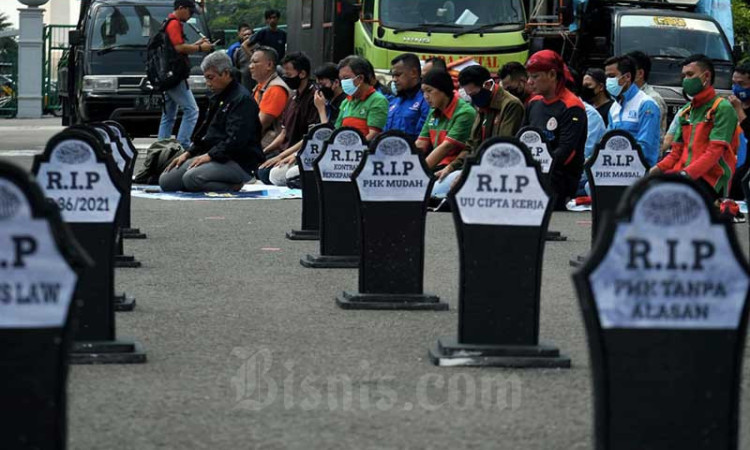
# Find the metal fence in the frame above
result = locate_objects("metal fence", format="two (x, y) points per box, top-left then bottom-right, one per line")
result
(43, 25), (76, 116)
(0, 58), (17, 118)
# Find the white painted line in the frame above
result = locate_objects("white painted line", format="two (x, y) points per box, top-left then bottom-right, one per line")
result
(0, 150), (42, 156)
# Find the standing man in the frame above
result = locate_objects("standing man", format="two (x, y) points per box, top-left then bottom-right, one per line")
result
(227, 23), (255, 92)
(499, 61), (532, 104)
(524, 50), (588, 210)
(385, 53), (430, 142)
(226, 23), (251, 62)
(651, 54), (739, 200)
(158, 0), (212, 150)
(248, 9), (287, 61)
(627, 51), (668, 138)
(604, 55), (661, 166)
(250, 46), (291, 152)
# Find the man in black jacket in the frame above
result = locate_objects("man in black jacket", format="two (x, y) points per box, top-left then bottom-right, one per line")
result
(524, 49), (588, 209)
(160, 52), (264, 192)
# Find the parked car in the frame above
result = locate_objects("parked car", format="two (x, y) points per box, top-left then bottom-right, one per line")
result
(59, 0), (212, 137)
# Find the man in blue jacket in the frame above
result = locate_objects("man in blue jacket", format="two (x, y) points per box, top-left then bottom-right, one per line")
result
(385, 53), (430, 142)
(604, 55), (661, 166)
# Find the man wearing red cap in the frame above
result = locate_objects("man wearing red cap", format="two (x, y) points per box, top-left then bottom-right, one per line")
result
(524, 50), (588, 210)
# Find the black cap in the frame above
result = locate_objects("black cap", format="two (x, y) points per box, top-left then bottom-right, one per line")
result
(423, 69), (455, 99)
(174, 0), (197, 13)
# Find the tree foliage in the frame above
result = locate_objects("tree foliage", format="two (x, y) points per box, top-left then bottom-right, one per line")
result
(207, 0), (286, 31)
(732, 0), (750, 62)
(0, 12), (18, 65)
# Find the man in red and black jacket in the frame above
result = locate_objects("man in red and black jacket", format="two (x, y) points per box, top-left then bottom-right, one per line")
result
(524, 50), (588, 209)
(157, 0), (213, 149)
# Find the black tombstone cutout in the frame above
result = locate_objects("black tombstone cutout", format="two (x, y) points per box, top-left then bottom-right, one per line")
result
(429, 137), (570, 367)
(301, 127), (367, 268)
(573, 175), (750, 450)
(286, 123), (335, 241)
(0, 160), (90, 450)
(569, 130), (649, 267)
(86, 124), (141, 269)
(336, 131), (447, 310)
(516, 126), (566, 242)
(32, 128), (147, 364)
(90, 124), (137, 312)
(104, 120), (147, 240)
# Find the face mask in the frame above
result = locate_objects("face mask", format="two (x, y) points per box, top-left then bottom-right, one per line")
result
(319, 85), (335, 100)
(606, 76), (623, 97)
(341, 77), (359, 96)
(682, 74), (706, 97)
(733, 83), (750, 102)
(283, 75), (302, 90)
(389, 81), (398, 95)
(580, 86), (596, 102)
(506, 85), (525, 101)
(470, 87), (492, 108)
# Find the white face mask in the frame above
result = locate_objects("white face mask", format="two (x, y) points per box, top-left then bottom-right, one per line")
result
(341, 76), (359, 96)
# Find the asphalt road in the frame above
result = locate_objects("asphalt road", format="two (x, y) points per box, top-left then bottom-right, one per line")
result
(2, 118), (750, 450)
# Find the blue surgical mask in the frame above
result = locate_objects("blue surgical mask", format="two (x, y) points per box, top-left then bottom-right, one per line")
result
(606, 76), (623, 97)
(341, 77), (359, 96)
(733, 83), (750, 102)
(389, 81), (398, 95)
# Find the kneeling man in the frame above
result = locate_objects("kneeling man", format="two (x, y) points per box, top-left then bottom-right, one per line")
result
(160, 51), (264, 192)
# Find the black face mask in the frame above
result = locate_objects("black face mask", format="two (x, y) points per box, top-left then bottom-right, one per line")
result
(470, 88), (492, 108)
(506, 86), (526, 101)
(283, 75), (302, 90)
(580, 86), (597, 102)
(319, 86), (335, 100)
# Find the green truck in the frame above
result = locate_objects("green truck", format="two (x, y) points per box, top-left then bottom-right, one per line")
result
(287, 0), (530, 73)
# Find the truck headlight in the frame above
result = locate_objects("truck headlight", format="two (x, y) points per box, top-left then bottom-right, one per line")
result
(82, 76), (116, 93)
(187, 75), (207, 93)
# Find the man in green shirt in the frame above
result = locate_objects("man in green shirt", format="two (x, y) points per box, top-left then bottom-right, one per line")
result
(333, 55), (388, 141)
(416, 69), (477, 170)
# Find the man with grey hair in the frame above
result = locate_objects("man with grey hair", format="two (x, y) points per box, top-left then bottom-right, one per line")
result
(160, 52), (264, 192)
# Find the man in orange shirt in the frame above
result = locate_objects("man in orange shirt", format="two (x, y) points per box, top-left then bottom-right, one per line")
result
(250, 46), (291, 153)
(158, 0), (212, 149)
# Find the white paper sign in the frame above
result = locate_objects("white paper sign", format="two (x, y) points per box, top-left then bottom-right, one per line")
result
(316, 130), (367, 182)
(518, 130), (552, 174)
(355, 136), (431, 202)
(589, 135), (647, 187)
(0, 179), (77, 328)
(36, 139), (122, 223)
(454, 142), (549, 226)
(93, 127), (126, 172)
(299, 127), (333, 172)
(589, 183), (748, 329)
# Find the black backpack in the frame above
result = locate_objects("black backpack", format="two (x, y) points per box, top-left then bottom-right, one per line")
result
(146, 18), (190, 92)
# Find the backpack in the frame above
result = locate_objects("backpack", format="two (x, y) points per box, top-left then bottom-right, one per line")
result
(133, 139), (185, 185)
(145, 18), (190, 93)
